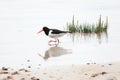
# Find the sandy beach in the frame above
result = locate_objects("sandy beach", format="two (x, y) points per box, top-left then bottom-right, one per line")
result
(0, 62), (120, 80)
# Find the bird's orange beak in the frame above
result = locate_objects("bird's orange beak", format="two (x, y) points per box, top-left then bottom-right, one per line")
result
(37, 29), (43, 34)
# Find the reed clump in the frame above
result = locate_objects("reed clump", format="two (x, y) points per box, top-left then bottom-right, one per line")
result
(66, 15), (108, 33)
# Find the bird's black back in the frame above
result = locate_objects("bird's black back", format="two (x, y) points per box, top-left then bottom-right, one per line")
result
(51, 29), (68, 34)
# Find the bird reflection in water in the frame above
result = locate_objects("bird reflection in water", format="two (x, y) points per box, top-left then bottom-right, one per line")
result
(38, 46), (72, 60)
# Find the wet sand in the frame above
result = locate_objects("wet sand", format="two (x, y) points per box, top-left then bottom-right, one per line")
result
(0, 62), (120, 80)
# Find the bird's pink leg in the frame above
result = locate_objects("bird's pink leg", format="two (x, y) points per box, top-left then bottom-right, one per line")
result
(48, 39), (59, 46)
(48, 40), (55, 46)
(56, 39), (59, 43)
(48, 40), (56, 43)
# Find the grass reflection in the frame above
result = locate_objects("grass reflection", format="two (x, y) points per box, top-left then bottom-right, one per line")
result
(68, 32), (108, 44)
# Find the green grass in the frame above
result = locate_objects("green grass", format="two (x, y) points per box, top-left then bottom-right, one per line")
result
(66, 15), (108, 34)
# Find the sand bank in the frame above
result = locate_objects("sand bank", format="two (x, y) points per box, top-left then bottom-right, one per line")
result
(1, 62), (120, 80)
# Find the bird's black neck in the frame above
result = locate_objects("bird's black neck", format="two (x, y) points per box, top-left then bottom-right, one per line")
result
(43, 27), (50, 36)
(44, 29), (49, 35)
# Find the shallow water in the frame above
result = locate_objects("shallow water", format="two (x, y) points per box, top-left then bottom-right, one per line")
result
(0, 0), (120, 68)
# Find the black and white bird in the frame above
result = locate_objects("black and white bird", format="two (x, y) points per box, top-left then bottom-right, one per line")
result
(37, 26), (70, 44)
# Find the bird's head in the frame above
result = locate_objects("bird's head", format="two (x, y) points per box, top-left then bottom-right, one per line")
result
(37, 26), (49, 34)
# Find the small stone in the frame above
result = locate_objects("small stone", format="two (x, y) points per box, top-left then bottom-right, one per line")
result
(0, 71), (8, 74)
(2, 67), (8, 70)
(84, 73), (88, 75)
(43, 72), (47, 75)
(27, 60), (30, 62)
(7, 76), (13, 79)
(21, 78), (25, 80)
(93, 62), (96, 64)
(28, 66), (31, 68)
(100, 72), (107, 75)
(11, 71), (19, 75)
(19, 69), (29, 72)
(101, 65), (105, 67)
(86, 63), (90, 65)
(31, 77), (40, 80)
(38, 64), (41, 66)
(108, 64), (112, 66)
(91, 73), (99, 77)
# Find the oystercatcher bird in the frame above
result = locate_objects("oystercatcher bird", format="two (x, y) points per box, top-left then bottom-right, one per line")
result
(37, 26), (70, 44)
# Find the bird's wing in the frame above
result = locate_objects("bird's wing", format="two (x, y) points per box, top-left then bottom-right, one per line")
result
(51, 29), (68, 34)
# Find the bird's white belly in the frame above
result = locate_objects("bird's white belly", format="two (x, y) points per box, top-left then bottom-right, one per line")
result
(49, 33), (65, 39)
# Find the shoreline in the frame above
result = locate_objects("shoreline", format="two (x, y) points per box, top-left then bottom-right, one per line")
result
(0, 62), (120, 80)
